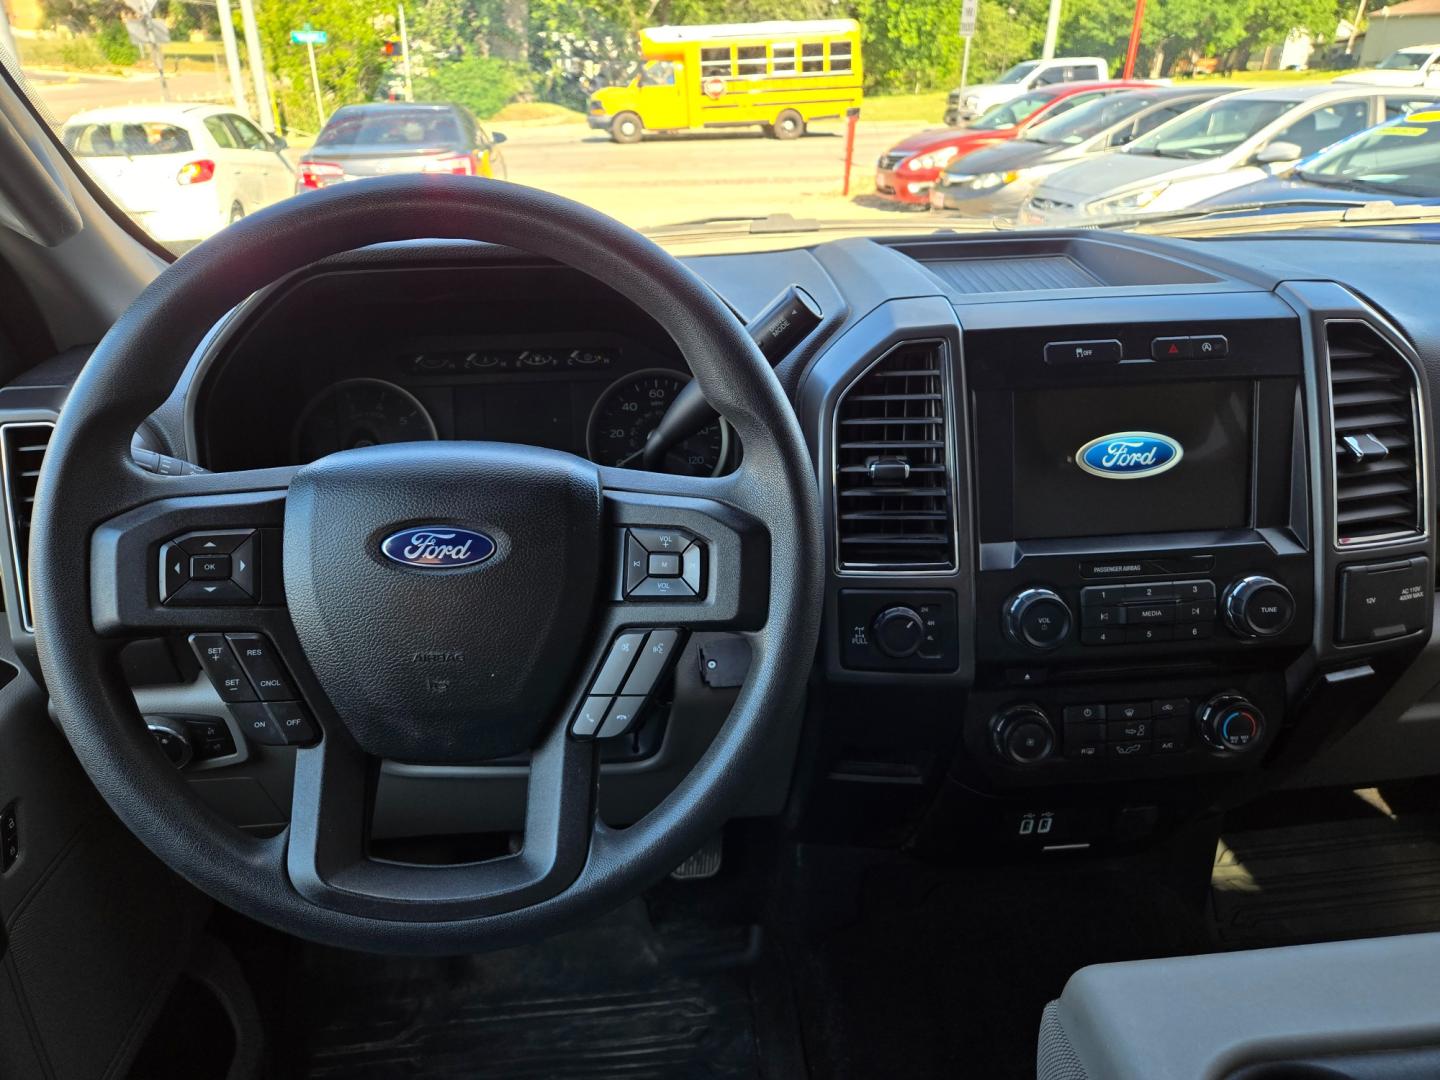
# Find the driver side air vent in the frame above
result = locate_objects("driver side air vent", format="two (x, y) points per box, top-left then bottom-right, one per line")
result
(834, 342), (955, 571)
(1327, 323), (1423, 547)
(1, 421), (54, 631)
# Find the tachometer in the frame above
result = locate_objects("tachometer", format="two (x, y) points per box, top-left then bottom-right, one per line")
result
(586, 369), (729, 477)
(292, 378), (438, 462)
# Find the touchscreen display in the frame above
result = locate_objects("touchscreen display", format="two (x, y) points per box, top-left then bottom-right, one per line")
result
(1010, 381), (1252, 540)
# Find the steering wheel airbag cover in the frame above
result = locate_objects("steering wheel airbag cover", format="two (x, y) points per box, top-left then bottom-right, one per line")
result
(30, 175), (823, 952)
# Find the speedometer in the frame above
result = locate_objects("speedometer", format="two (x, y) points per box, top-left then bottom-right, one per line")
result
(292, 378), (438, 462)
(586, 369), (729, 477)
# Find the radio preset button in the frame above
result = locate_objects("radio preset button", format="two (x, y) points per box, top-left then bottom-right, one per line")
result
(1126, 625), (1172, 644)
(1081, 627), (1123, 646)
(1124, 582), (1176, 602)
(1174, 580), (1216, 600)
(1080, 584), (1127, 605)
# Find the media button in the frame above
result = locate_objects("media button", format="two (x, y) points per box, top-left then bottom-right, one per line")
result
(1128, 602), (1175, 625)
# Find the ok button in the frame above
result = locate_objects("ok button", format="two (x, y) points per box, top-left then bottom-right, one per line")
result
(191, 554), (231, 580)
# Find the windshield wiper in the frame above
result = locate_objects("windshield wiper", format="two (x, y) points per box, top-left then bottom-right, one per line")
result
(1120, 198), (1440, 236)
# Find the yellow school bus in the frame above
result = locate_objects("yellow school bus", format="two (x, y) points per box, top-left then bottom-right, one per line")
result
(587, 20), (863, 143)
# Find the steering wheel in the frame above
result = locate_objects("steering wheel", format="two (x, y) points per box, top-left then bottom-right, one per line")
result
(29, 176), (823, 953)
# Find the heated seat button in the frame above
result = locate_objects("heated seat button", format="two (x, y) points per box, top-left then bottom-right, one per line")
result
(225, 633), (296, 701)
(190, 633), (256, 702)
(621, 630), (682, 695)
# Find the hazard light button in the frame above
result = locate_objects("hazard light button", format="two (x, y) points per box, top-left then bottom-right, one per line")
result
(1151, 336), (1194, 361)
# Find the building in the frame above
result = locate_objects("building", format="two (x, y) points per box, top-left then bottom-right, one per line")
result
(1360, 0), (1440, 65)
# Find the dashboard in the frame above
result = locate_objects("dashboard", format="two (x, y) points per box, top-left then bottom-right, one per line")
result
(6, 227), (1440, 855)
(193, 263), (733, 476)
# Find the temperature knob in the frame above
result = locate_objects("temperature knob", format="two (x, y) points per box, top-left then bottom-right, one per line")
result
(990, 705), (1057, 765)
(1197, 693), (1266, 753)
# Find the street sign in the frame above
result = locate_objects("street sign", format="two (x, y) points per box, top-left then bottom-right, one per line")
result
(960, 0), (979, 38)
(290, 28), (327, 44)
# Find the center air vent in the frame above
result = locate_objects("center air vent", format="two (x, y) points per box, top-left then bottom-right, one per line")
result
(834, 342), (955, 571)
(1327, 322), (1423, 547)
(2, 421), (54, 631)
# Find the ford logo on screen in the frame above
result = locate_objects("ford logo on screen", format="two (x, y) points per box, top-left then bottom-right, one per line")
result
(1075, 432), (1183, 480)
(380, 526), (496, 569)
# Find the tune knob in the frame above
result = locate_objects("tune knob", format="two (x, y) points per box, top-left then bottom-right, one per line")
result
(990, 705), (1057, 765)
(145, 716), (193, 769)
(1196, 693), (1266, 752)
(873, 606), (926, 658)
(1223, 576), (1296, 639)
(1003, 588), (1072, 651)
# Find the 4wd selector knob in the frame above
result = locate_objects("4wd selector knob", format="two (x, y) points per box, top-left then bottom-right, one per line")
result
(1197, 693), (1265, 752)
(990, 705), (1057, 765)
(873, 606), (926, 658)
(1223, 576), (1296, 639)
(1003, 588), (1072, 651)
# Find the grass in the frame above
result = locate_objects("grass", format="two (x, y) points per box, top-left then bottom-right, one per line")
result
(489, 100), (586, 124)
(857, 91), (949, 124)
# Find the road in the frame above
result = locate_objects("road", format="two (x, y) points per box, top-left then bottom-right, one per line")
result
(24, 68), (231, 124)
(494, 118), (945, 229)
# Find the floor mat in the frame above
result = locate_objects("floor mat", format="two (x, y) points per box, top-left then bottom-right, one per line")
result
(1213, 795), (1440, 947)
(280, 903), (770, 1080)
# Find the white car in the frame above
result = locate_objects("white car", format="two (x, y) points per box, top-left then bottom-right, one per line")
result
(945, 57), (1109, 125)
(61, 103), (295, 246)
(1335, 45), (1440, 89)
(1017, 84), (1431, 225)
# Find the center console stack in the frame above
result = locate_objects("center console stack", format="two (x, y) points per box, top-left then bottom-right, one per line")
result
(963, 300), (1311, 785)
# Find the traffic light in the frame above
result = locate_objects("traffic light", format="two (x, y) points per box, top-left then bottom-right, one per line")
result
(382, 39), (400, 57)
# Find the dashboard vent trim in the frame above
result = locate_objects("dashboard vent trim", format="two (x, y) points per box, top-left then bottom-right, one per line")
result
(833, 340), (956, 573)
(1326, 321), (1425, 549)
(1, 421), (54, 632)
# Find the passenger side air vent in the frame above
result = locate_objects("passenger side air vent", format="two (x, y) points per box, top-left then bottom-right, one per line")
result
(1327, 323), (1423, 547)
(834, 342), (954, 571)
(1, 422), (54, 631)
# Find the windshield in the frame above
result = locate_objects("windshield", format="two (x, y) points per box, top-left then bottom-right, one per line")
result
(63, 122), (194, 157)
(971, 91), (1053, 131)
(1024, 93), (1156, 145)
(1295, 111), (1440, 198)
(7, 10), (1437, 254)
(996, 61), (1040, 85)
(1129, 98), (1291, 158)
(1378, 50), (1432, 71)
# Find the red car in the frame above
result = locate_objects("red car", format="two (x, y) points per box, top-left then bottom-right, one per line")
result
(874, 80), (1157, 206)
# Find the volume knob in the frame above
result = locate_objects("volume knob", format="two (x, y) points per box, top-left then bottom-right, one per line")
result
(1003, 588), (1072, 651)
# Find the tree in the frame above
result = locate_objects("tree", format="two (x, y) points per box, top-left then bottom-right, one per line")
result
(254, 0), (391, 131)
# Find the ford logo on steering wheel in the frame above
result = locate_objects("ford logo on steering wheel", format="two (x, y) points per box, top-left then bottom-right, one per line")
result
(380, 525), (497, 569)
(1075, 432), (1183, 480)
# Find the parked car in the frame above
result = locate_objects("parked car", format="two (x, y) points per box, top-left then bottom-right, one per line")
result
(296, 102), (507, 191)
(1334, 44), (1440, 88)
(1017, 85), (1423, 225)
(1199, 105), (1440, 211)
(930, 85), (1228, 217)
(877, 81), (1153, 207)
(60, 103), (293, 245)
(945, 56), (1109, 125)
